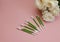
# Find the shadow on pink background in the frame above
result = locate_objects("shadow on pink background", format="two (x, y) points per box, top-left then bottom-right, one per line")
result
(0, 0), (60, 42)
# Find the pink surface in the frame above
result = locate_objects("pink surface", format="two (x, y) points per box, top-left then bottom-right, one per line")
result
(0, 0), (60, 42)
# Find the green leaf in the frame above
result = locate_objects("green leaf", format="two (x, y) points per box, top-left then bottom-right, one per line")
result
(21, 28), (33, 34)
(31, 16), (39, 27)
(36, 16), (44, 26)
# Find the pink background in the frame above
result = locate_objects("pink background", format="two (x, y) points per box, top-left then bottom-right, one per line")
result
(0, 0), (60, 42)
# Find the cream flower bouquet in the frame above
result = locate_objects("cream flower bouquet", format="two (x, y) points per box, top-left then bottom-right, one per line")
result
(35, 0), (60, 22)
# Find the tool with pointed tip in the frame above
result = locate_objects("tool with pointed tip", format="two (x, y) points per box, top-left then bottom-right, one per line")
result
(25, 20), (38, 31)
(31, 16), (42, 31)
(36, 16), (44, 26)
(21, 28), (34, 34)
(31, 16), (39, 27)
(20, 24), (35, 31)
(17, 28), (38, 35)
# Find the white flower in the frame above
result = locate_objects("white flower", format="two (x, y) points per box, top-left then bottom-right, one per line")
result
(35, 0), (43, 10)
(46, 1), (60, 16)
(47, 1), (58, 8)
(50, 6), (60, 16)
(42, 11), (49, 15)
(35, 0), (58, 10)
(42, 11), (55, 22)
(35, 0), (60, 22)
(35, 0), (48, 10)
(48, 1), (59, 10)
